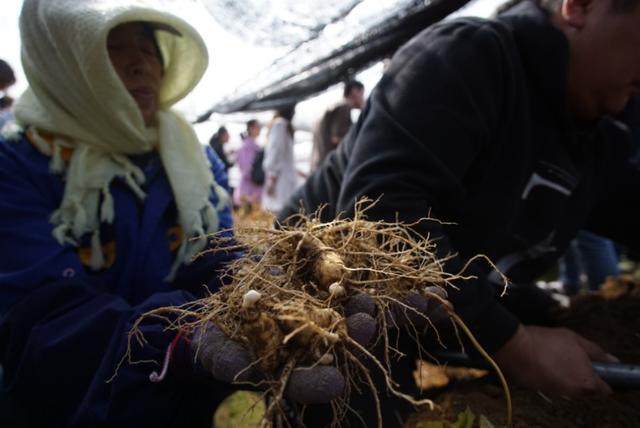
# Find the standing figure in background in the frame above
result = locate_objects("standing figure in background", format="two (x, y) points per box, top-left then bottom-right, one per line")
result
(0, 96), (13, 132)
(0, 59), (16, 131)
(234, 119), (263, 208)
(560, 231), (620, 295)
(208, 125), (232, 173)
(262, 104), (298, 215)
(310, 80), (365, 171)
(560, 97), (640, 295)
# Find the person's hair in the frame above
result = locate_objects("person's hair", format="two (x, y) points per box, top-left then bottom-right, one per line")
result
(0, 59), (16, 90)
(0, 95), (13, 110)
(140, 22), (165, 66)
(343, 80), (364, 98)
(535, 0), (640, 13)
(217, 126), (228, 137)
(271, 104), (296, 137)
(275, 105), (295, 122)
(246, 119), (259, 131)
(210, 125), (228, 146)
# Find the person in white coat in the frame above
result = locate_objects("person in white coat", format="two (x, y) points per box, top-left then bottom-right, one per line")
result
(262, 104), (299, 214)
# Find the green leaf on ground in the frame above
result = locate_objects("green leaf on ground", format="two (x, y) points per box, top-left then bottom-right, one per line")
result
(479, 414), (497, 428)
(451, 407), (475, 428)
(416, 407), (499, 428)
(416, 421), (446, 428)
(213, 390), (265, 428)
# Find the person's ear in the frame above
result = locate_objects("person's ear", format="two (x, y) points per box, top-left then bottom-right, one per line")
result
(561, 0), (594, 28)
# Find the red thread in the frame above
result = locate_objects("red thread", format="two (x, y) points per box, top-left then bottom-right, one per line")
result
(149, 331), (186, 383)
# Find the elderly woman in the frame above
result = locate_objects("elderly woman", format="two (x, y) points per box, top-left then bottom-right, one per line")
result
(0, 0), (238, 425)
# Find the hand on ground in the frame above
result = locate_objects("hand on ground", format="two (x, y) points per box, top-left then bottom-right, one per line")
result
(493, 324), (617, 397)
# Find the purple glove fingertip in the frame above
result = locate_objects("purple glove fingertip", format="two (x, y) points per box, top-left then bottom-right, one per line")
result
(285, 366), (345, 404)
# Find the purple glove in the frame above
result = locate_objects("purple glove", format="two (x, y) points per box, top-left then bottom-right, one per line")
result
(191, 324), (346, 404)
(345, 287), (450, 331)
(344, 294), (377, 347)
(191, 324), (255, 383)
(392, 287), (451, 327)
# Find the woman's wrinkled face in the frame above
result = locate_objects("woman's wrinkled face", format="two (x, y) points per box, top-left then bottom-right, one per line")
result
(107, 22), (163, 126)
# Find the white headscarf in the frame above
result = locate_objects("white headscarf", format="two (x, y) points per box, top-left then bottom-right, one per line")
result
(14, 0), (229, 279)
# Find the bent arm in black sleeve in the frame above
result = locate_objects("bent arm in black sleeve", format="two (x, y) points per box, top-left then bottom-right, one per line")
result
(334, 20), (521, 353)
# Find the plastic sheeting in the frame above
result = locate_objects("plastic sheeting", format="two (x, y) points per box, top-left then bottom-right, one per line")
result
(198, 0), (470, 118)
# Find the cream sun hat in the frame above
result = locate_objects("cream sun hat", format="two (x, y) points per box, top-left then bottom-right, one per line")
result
(14, 0), (229, 279)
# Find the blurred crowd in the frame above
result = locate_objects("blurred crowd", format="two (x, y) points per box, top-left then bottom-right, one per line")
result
(205, 79), (365, 216)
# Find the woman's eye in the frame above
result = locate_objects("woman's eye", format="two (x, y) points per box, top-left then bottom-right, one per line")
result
(140, 42), (158, 56)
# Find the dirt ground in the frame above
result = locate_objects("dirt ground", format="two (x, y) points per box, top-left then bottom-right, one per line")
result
(556, 293), (640, 364)
(407, 293), (640, 427)
(408, 380), (640, 427)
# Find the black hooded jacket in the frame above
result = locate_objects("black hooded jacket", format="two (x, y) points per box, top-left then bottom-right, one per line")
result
(279, 0), (640, 352)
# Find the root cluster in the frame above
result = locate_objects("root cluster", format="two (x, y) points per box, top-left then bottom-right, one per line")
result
(132, 200), (510, 427)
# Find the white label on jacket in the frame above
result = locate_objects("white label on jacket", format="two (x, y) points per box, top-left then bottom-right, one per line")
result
(521, 172), (572, 200)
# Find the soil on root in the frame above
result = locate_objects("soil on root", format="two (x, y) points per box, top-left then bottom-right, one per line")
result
(407, 293), (640, 427)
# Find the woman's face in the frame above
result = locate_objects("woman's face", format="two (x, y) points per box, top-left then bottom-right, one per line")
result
(107, 22), (163, 126)
(249, 123), (261, 138)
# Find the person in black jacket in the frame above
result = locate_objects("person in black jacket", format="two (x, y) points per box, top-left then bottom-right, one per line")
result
(280, 0), (640, 417)
(209, 125), (233, 172)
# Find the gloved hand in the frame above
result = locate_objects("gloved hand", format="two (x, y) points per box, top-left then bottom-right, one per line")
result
(344, 286), (451, 331)
(190, 323), (255, 384)
(190, 310), (376, 405)
(392, 286), (452, 327)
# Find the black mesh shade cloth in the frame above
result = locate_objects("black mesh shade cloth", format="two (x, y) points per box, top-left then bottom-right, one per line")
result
(197, 0), (471, 119)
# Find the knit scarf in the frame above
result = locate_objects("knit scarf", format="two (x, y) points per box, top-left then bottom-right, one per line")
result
(14, 0), (229, 279)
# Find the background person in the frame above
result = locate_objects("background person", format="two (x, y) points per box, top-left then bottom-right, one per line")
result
(0, 95), (13, 131)
(559, 230), (620, 294)
(208, 125), (233, 173)
(262, 104), (299, 215)
(0, 59), (16, 131)
(234, 119), (263, 208)
(310, 80), (364, 171)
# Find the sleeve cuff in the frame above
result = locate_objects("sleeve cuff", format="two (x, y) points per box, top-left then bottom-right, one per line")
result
(461, 299), (520, 356)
